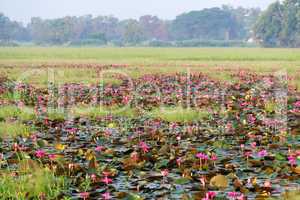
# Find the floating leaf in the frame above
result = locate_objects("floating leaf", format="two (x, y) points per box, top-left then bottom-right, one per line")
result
(174, 178), (190, 185)
(55, 143), (66, 151)
(293, 166), (300, 174)
(209, 174), (228, 189)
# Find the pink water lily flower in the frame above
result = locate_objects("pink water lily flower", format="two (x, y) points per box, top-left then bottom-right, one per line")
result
(202, 191), (217, 200)
(199, 176), (206, 188)
(48, 154), (56, 160)
(35, 149), (46, 158)
(79, 192), (89, 200)
(257, 149), (268, 158)
(294, 101), (300, 107)
(176, 157), (182, 167)
(288, 155), (296, 166)
(196, 152), (208, 160)
(102, 192), (112, 200)
(161, 169), (169, 177)
(95, 146), (105, 152)
(250, 142), (257, 149)
(227, 192), (240, 199)
(91, 174), (97, 182)
(101, 176), (113, 185)
(139, 141), (149, 153)
(211, 154), (218, 161)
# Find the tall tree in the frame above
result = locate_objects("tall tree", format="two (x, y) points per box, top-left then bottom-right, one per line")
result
(0, 13), (29, 42)
(121, 19), (144, 44)
(171, 8), (243, 41)
(254, 0), (300, 47)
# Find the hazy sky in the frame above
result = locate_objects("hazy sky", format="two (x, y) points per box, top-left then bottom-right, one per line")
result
(1, 0), (277, 24)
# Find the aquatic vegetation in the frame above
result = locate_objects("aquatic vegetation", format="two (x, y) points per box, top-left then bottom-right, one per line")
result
(0, 70), (299, 199)
(0, 122), (33, 138)
(0, 167), (68, 199)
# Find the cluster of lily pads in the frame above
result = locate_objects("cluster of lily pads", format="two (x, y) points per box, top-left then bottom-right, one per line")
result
(0, 70), (299, 200)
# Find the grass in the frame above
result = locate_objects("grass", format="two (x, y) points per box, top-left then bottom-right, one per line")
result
(1, 47), (300, 62)
(0, 105), (20, 120)
(0, 105), (35, 121)
(148, 106), (210, 122)
(0, 47), (299, 88)
(0, 122), (33, 138)
(0, 167), (68, 199)
(282, 191), (300, 200)
(0, 67), (123, 87)
(46, 109), (67, 121)
(72, 105), (138, 118)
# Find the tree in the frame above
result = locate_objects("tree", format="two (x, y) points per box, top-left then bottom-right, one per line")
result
(0, 13), (29, 42)
(121, 19), (144, 44)
(171, 8), (243, 41)
(139, 15), (169, 41)
(254, 0), (300, 47)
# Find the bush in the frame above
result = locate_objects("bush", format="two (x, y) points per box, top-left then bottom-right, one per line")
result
(69, 39), (107, 46)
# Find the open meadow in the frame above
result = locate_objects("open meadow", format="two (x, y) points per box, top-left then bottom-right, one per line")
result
(0, 47), (299, 199)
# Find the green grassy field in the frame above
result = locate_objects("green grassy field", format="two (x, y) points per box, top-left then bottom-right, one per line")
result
(1, 47), (300, 63)
(0, 47), (299, 88)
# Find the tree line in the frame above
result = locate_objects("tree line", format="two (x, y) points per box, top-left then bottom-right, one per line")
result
(1, 0), (299, 47)
(254, 0), (300, 47)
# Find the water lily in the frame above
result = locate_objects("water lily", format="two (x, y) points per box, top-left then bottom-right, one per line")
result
(264, 180), (272, 188)
(196, 152), (208, 169)
(139, 141), (149, 153)
(90, 174), (97, 182)
(227, 192), (240, 199)
(95, 146), (105, 152)
(202, 191), (217, 200)
(48, 154), (56, 160)
(12, 143), (20, 151)
(257, 149), (268, 158)
(288, 155), (296, 167)
(247, 114), (256, 124)
(102, 175), (112, 184)
(79, 192), (89, 200)
(161, 169), (169, 177)
(35, 149), (46, 158)
(130, 151), (139, 162)
(199, 176), (206, 188)
(176, 157), (182, 167)
(294, 101), (300, 107)
(211, 154), (218, 161)
(250, 142), (257, 149)
(30, 134), (38, 142)
(196, 152), (208, 160)
(101, 192), (111, 200)
(122, 95), (130, 104)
